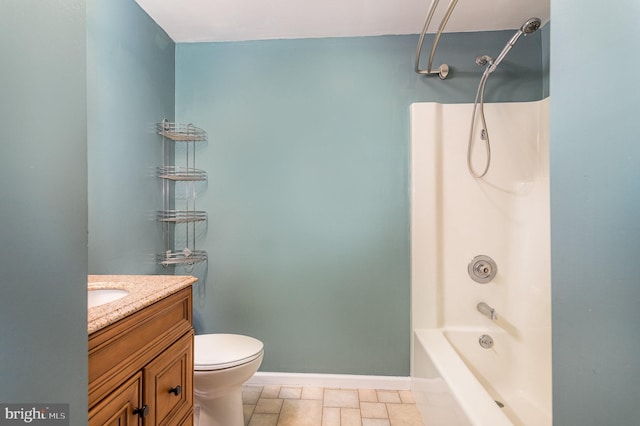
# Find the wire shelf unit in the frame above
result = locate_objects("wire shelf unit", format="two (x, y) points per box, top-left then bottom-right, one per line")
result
(156, 119), (208, 268)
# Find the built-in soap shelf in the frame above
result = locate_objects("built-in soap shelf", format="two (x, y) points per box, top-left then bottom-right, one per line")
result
(156, 119), (208, 268)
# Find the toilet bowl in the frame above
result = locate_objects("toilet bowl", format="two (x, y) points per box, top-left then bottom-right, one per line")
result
(193, 334), (264, 426)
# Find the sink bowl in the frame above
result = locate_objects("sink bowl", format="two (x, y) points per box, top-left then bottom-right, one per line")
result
(88, 288), (129, 308)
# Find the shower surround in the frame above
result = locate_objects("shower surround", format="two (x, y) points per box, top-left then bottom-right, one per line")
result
(410, 99), (551, 425)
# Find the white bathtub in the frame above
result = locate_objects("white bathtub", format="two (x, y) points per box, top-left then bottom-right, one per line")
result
(410, 99), (551, 426)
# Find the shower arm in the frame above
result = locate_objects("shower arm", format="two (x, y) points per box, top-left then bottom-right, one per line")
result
(414, 0), (459, 80)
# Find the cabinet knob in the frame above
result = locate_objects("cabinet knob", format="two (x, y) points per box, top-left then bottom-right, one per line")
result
(133, 405), (149, 418)
(169, 385), (182, 396)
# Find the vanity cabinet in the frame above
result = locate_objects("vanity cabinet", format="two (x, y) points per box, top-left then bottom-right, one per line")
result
(88, 373), (142, 426)
(89, 287), (193, 425)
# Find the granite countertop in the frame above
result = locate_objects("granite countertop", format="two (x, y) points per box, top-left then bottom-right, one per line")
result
(88, 274), (197, 334)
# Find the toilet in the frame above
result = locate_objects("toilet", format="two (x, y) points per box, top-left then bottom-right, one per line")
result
(193, 333), (264, 426)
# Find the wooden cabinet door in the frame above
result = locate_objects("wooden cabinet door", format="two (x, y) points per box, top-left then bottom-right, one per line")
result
(177, 410), (194, 426)
(89, 372), (143, 426)
(144, 332), (194, 426)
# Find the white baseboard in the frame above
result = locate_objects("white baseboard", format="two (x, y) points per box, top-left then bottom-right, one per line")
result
(247, 372), (411, 390)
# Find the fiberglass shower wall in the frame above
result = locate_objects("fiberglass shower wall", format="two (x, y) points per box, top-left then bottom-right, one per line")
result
(411, 99), (551, 425)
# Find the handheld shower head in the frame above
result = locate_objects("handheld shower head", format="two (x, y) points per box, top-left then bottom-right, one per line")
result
(521, 17), (542, 34)
(486, 17), (542, 74)
(468, 17), (543, 178)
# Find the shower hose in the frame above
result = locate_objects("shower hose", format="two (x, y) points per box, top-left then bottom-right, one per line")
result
(467, 70), (492, 178)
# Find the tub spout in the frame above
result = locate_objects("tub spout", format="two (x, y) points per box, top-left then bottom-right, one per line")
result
(477, 302), (498, 320)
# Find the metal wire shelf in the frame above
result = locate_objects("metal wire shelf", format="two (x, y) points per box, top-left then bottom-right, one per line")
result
(158, 249), (208, 267)
(156, 210), (207, 223)
(157, 120), (207, 142)
(156, 166), (207, 181)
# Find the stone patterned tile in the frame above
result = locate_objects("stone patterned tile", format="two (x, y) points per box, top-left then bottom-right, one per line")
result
(277, 399), (323, 426)
(279, 387), (302, 399)
(377, 390), (402, 403)
(358, 389), (378, 402)
(321, 407), (340, 426)
(248, 413), (279, 426)
(361, 402), (388, 419)
(386, 403), (425, 425)
(340, 408), (361, 426)
(362, 419), (391, 426)
(323, 389), (359, 408)
(243, 404), (256, 426)
(243, 385), (426, 426)
(243, 386), (263, 404)
(255, 398), (283, 414)
(301, 387), (324, 400)
(261, 385), (282, 398)
(399, 390), (416, 404)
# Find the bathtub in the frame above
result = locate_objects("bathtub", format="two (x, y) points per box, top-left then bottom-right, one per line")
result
(410, 99), (551, 426)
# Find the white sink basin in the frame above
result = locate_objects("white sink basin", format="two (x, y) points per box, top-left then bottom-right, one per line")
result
(88, 288), (129, 308)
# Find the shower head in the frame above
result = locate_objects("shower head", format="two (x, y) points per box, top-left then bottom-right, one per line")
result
(486, 17), (542, 74)
(521, 17), (542, 34)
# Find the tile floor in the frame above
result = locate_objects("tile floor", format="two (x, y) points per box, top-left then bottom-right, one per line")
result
(242, 385), (425, 426)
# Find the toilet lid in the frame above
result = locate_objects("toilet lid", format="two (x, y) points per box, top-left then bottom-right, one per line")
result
(194, 334), (264, 370)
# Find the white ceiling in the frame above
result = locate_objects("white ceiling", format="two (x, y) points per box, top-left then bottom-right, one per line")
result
(134, 0), (550, 43)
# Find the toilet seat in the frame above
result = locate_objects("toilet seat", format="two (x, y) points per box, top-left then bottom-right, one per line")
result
(195, 333), (264, 371)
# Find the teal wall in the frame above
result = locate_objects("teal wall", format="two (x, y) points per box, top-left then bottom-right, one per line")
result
(175, 31), (544, 375)
(0, 1), (88, 423)
(550, 2), (640, 424)
(87, 0), (175, 274)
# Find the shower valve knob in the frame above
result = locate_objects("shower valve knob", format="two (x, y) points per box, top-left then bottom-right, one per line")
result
(475, 263), (490, 274)
(468, 255), (498, 283)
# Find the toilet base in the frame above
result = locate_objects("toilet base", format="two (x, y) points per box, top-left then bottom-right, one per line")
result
(195, 385), (243, 426)
(193, 335), (263, 426)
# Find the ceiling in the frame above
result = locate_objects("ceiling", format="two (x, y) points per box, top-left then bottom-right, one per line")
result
(134, 0), (550, 43)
